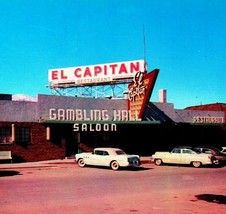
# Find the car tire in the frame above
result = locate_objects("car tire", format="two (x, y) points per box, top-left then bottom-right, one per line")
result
(78, 158), (86, 167)
(213, 159), (220, 166)
(192, 161), (201, 168)
(155, 159), (162, 166)
(110, 160), (120, 170)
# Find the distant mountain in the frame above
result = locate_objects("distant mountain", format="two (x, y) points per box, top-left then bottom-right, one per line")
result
(12, 94), (37, 102)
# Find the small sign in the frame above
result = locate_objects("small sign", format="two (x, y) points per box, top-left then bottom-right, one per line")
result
(128, 69), (159, 120)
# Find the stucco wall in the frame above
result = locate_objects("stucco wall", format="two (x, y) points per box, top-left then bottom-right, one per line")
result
(0, 100), (37, 122)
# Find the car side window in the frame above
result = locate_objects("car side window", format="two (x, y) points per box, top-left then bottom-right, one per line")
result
(203, 149), (212, 154)
(94, 151), (102, 155)
(94, 150), (109, 156)
(172, 149), (181, 154)
(183, 149), (192, 154)
(103, 151), (109, 156)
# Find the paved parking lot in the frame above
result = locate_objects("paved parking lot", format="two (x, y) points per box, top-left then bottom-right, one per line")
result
(1, 159), (226, 214)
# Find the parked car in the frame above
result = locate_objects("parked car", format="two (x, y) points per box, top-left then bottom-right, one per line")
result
(75, 147), (141, 170)
(151, 147), (214, 168)
(193, 146), (226, 166)
(221, 146), (226, 154)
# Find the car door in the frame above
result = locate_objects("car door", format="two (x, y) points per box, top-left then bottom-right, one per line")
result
(90, 150), (110, 166)
(182, 149), (196, 164)
(168, 148), (182, 164)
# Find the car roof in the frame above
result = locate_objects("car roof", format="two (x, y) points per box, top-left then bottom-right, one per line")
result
(193, 146), (221, 150)
(94, 147), (123, 151)
(174, 146), (192, 148)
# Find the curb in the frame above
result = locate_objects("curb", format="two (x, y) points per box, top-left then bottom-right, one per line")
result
(0, 157), (152, 169)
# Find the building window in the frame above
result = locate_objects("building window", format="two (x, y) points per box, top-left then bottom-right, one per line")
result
(16, 127), (31, 144)
(0, 127), (12, 144)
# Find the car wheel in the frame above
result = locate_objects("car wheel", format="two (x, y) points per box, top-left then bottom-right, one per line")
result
(78, 158), (86, 167)
(155, 159), (162, 166)
(213, 159), (220, 166)
(192, 161), (201, 168)
(110, 160), (120, 170)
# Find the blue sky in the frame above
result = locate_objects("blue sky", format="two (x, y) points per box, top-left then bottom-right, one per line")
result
(0, 0), (226, 109)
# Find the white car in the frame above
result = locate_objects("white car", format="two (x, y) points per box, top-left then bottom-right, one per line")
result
(221, 146), (226, 154)
(151, 147), (214, 168)
(75, 147), (141, 170)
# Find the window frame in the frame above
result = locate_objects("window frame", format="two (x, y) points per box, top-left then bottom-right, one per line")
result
(15, 127), (31, 145)
(0, 127), (12, 144)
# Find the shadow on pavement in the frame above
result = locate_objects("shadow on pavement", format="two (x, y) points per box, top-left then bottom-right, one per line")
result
(79, 165), (153, 171)
(0, 170), (21, 177)
(120, 166), (153, 171)
(196, 194), (226, 204)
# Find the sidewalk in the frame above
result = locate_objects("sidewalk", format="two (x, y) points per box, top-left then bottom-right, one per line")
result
(0, 156), (152, 169)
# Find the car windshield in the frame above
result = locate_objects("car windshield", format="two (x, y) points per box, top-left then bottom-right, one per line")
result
(191, 148), (201, 154)
(212, 147), (222, 154)
(115, 150), (126, 155)
(195, 147), (222, 155)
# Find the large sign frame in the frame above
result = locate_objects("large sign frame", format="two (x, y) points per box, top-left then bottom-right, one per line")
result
(48, 60), (146, 86)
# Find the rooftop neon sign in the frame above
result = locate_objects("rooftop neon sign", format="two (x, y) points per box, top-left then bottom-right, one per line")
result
(48, 60), (146, 86)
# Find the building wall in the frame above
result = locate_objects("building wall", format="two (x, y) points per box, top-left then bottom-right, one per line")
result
(0, 122), (65, 162)
(1, 121), (226, 162)
(1, 95), (226, 162)
(0, 100), (37, 122)
(37, 94), (128, 121)
(0, 94), (224, 124)
(174, 109), (224, 123)
(185, 103), (226, 123)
